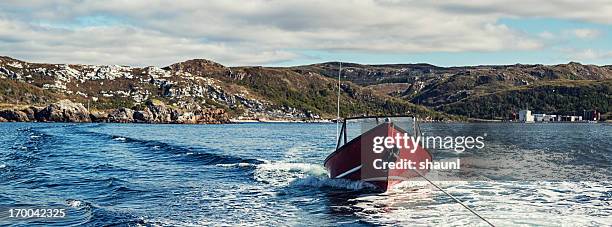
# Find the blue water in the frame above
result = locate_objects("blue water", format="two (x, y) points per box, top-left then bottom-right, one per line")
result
(0, 123), (610, 226)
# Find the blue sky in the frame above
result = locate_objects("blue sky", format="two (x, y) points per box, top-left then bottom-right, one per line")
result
(0, 1), (611, 67)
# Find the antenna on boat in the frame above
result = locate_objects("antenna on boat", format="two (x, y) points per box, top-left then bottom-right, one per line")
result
(336, 62), (342, 141)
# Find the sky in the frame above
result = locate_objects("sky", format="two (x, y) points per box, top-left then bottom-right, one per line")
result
(1, 0), (612, 67)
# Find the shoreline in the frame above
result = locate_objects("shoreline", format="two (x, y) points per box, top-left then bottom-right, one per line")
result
(230, 118), (334, 123)
(1, 120), (608, 125)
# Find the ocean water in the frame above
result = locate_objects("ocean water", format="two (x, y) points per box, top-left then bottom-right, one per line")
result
(0, 122), (610, 226)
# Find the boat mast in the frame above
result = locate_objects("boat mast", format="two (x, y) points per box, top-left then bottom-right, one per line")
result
(336, 62), (342, 141)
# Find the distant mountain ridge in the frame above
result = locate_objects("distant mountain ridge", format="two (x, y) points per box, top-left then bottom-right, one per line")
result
(294, 61), (611, 120)
(0, 56), (452, 122)
(0, 56), (609, 121)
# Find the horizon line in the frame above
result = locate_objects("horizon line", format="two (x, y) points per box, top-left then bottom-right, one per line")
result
(2, 55), (611, 69)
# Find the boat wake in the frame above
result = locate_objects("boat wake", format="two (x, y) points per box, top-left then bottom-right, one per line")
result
(252, 162), (326, 185)
(2, 123), (609, 226)
(72, 127), (266, 167)
(354, 180), (612, 226)
(291, 176), (377, 191)
(245, 161), (378, 191)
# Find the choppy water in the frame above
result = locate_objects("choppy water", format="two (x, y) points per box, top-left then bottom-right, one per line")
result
(0, 123), (610, 226)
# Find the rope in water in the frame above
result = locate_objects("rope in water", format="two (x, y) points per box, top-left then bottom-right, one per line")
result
(411, 168), (495, 227)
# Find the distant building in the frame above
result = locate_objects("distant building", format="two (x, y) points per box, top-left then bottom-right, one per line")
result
(533, 113), (545, 122)
(519, 110), (534, 122)
(559, 115), (580, 122)
(518, 109), (594, 123)
(533, 113), (558, 122)
(543, 114), (556, 121)
(583, 110), (600, 121)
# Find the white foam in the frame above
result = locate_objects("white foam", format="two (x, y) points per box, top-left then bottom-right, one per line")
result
(292, 176), (377, 190)
(257, 162), (327, 176)
(283, 145), (321, 160)
(66, 199), (82, 208)
(113, 137), (126, 141)
(0, 164), (6, 169)
(138, 217), (210, 227)
(348, 180), (612, 226)
(253, 162), (328, 186)
(216, 163), (256, 168)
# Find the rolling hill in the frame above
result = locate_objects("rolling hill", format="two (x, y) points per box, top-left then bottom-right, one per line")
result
(0, 56), (455, 122)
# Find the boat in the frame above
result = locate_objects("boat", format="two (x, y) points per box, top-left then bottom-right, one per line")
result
(324, 116), (433, 191)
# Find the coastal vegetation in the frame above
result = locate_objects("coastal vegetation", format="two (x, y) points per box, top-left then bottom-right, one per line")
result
(0, 56), (609, 122)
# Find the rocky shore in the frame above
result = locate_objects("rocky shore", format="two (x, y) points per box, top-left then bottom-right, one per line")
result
(0, 99), (229, 124)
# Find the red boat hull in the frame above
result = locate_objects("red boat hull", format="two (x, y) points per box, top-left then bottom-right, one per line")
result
(324, 122), (432, 191)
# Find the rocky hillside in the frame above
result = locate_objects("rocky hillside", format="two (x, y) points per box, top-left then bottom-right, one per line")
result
(3, 55), (607, 122)
(296, 62), (612, 120)
(0, 56), (454, 123)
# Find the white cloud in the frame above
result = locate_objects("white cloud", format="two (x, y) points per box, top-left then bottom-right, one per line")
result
(430, 0), (612, 25)
(561, 48), (612, 61)
(0, 18), (298, 66)
(569, 28), (601, 39)
(0, 0), (611, 66)
(537, 31), (556, 39)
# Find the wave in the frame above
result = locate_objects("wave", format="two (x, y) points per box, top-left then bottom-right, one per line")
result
(125, 138), (265, 165)
(257, 162), (328, 176)
(88, 163), (130, 174)
(66, 199), (93, 209)
(291, 176), (377, 191)
(138, 218), (205, 227)
(70, 126), (384, 194)
(252, 161), (380, 191)
(70, 128), (266, 166)
(344, 180), (612, 226)
(215, 162), (259, 169)
(252, 162), (326, 186)
(3, 127), (54, 174)
(67, 199), (82, 208)
(112, 137), (126, 141)
(16, 127), (33, 132)
(73, 201), (146, 227)
(10, 129), (52, 153)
